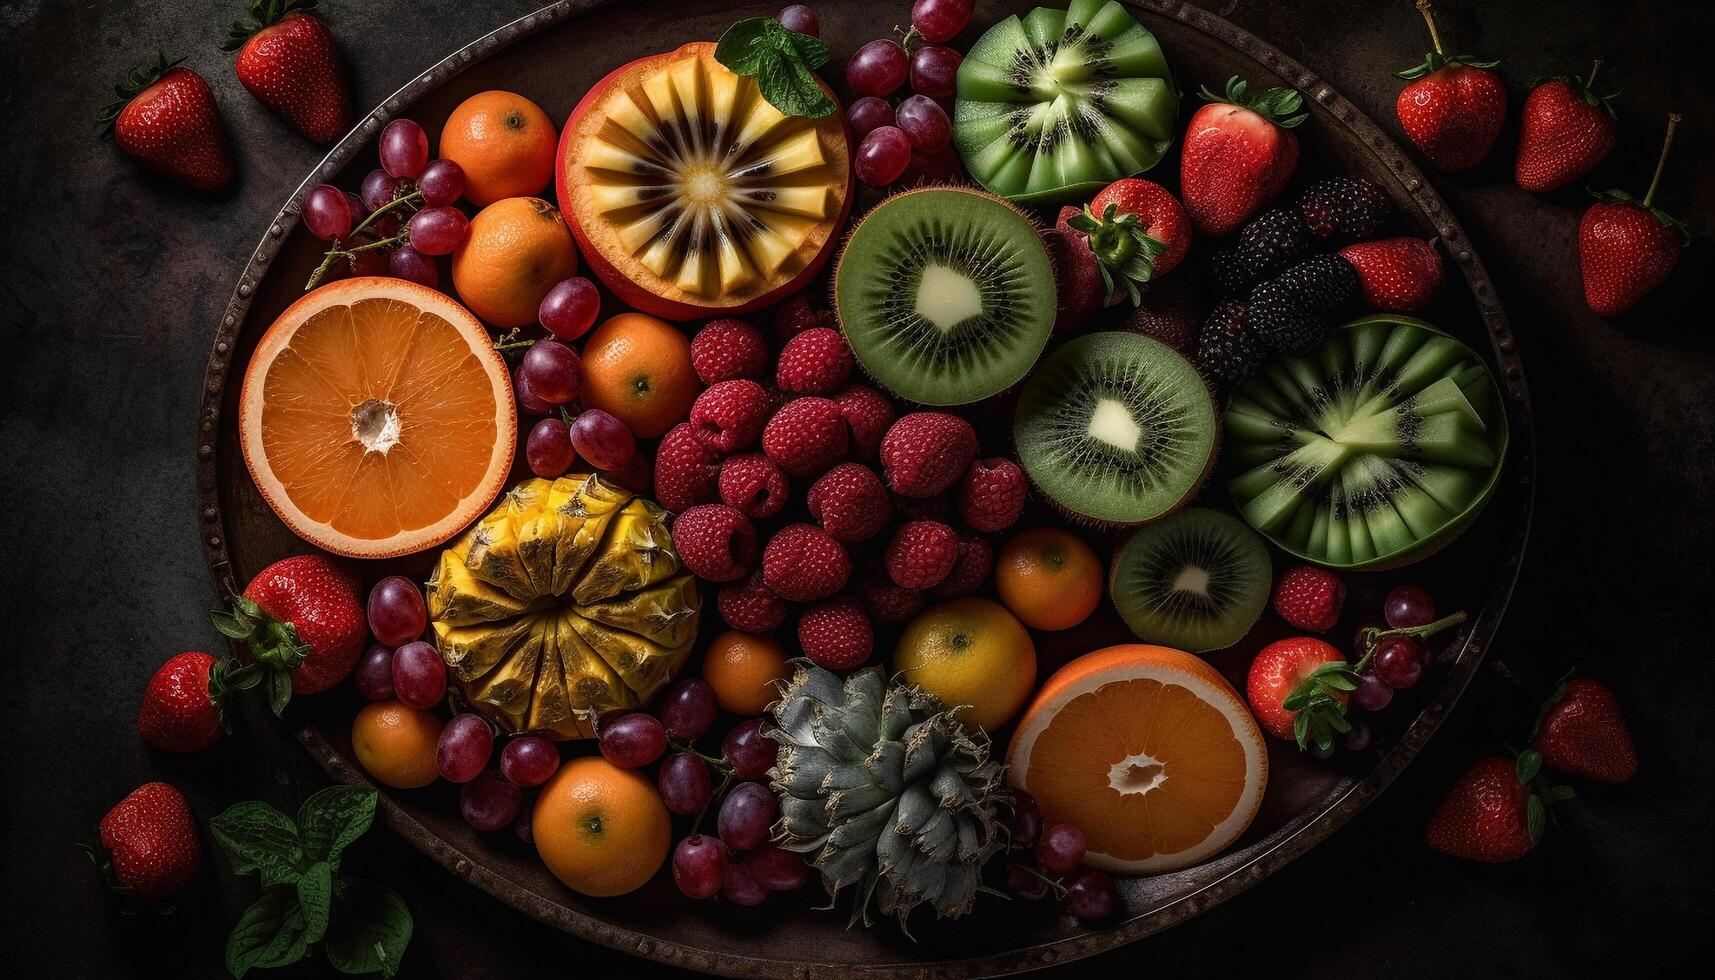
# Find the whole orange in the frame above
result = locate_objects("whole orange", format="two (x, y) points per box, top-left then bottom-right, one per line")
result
(351, 699), (444, 789)
(579, 313), (700, 438)
(701, 630), (790, 715)
(439, 90), (557, 206)
(894, 598), (1037, 731)
(451, 197), (579, 328)
(533, 756), (670, 897)
(996, 528), (1103, 631)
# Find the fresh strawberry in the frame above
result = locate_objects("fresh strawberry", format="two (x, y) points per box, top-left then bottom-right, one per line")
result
(1179, 75), (1305, 237)
(1245, 637), (1352, 749)
(1338, 237), (1444, 312)
(1515, 60), (1617, 192)
(92, 782), (202, 899)
(212, 554), (365, 709)
(1270, 566), (1346, 633)
(1532, 677), (1637, 783)
(1047, 208), (1109, 334)
(1580, 114), (1686, 316)
(224, 0), (351, 145)
(1065, 178), (1192, 304)
(1394, 1), (1505, 172)
(101, 55), (235, 192)
(1425, 755), (1542, 862)
(138, 651), (247, 752)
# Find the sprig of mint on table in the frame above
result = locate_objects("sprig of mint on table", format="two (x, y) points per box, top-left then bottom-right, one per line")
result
(210, 787), (412, 978)
(715, 17), (836, 118)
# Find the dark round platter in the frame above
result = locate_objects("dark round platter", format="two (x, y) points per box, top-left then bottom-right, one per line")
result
(196, 1), (1535, 975)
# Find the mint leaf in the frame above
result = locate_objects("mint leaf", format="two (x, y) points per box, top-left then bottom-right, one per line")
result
(778, 25), (830, 69)
(210, 801), (306, 888)
(326, 877), (413, 978)
(299, 786), (377, 865)
(715, 17), (836, 119)
(297, 861), (335, 944)
(759, 56), (837, 119)
(226, 886), (310, 978)
(714, 17), (774, 74)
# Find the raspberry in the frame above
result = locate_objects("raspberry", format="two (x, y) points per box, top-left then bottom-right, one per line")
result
(880, 412), (979, 497)
(775, 327), (854, 395)
(930, 535), (994, 599)
(832, 384), (896, 460)
(856, 565), (925, 626)
(717, 571), (786, 632)
(761, 396), (849, 478)
(885, 520), (959, 589)
(691, 319), (769, 384)
(797, 596), (873, 671)
(762, 523), (852, 602)
(653, 422), (722, 513)
(672, 504), (757, 583)
(773, 292), (835, 344)
(690, 379), (770, 453)
(1271, 565), (1347, 632)
(806, 463), (892, 542)
(718, 453), (790, 520)
(955, 457), (1027, 533)
(892, 491), (951, 524)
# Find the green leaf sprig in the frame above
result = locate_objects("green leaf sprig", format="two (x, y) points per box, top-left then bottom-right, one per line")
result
(211, 787), (412, 978)
(1065, 202), (1168, 305)
(715, 18), (836, 119)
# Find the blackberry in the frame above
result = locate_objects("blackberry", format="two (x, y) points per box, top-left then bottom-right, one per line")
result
(1247, 254), (1359, 354)
(1298, 177), (1391, 243)
(1206, 246), (1251, 295)
(1233, 207), (1313, 284)
(1194, 299), (1261, 385)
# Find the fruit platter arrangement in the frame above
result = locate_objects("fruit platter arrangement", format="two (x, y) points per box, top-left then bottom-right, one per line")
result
(188, 0), (1537, 973)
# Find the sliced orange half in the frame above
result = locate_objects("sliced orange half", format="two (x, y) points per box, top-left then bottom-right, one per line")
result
(1009, 644), (1267, 874)
(239, 277), (516, 558)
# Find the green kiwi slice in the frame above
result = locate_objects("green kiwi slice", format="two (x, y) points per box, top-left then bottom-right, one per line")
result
(1013, 331), (1218, 526)
(834, 186), (1056, 406)
(1110, 508), (1271, 652)
(1224, 315), (1509, 569)
(952, 0), (1178, 203)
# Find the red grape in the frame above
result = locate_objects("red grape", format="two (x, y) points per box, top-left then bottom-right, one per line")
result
(1006, 862), (1050, 899)
(355, 643), (395, 700)
(1344, 719), (1374, 752)
(349, 248), (389, 277)
(722, 719), (777, 780)
(461, 770), (522, 831)
(911, 0), (972, 43)
(1063, 868), (1116, 920)
(416, 158), (465, 207)
(895, 95), (952, 152)
(304, 184), (353, 241)
(1352, 671), (1394, 711)
(744, 844), (810, 891)
(379, 118), (429, 179)
(437, 713), (495, 783)
(855, 126), (912, 186)
(1008, 789), (1043, 849)
(908, 44), (962, 100)
(367, 575), (426, 646)
(525, 417), (575, 478)
(519, 339), (583, 405)
(499, 735), (560, 787)
(674, 835), (729, 899)
(776, 4), (818, 35)
(718, 781), (777, 851)
(658, 679), (717, 740)
(1373, 636), (1424, 689)
(846, 39), (908, 98)
(539, 277), (600, 340)
(1036, 823), (1086, 874)
(513, 364), (551, 415)
(407, 206), (469, 256)
(512, 807), (534, 845)
(1384, 584), (1435, 629)
(361, 168), (402, 213)
(569, 409), (636, 470)
(845, 96), (895, 142)
(658, 751), (713, 816)
(388, 246), (439, 287)
(599, 713), (668, 769)
(721, 859), (768, 906)
(391, 640), (446, 709)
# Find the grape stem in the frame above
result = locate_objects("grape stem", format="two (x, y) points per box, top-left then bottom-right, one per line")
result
(1355, 610), (1468, 658)
(303, 188), (424, 291)
(690, 769), (734, 839)
(1017, 863), (1068, 900)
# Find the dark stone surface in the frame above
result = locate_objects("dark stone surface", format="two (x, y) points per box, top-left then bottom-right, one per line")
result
(2, 1), (1710, 977)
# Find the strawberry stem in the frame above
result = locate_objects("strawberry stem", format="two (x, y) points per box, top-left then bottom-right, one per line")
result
(1584, 58), (1603, 90)
(1416, 0), (1444, 57)
(1642, 112), (1683, 208)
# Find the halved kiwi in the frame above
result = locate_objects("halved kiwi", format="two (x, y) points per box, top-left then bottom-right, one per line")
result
(952, 0), (1178, 203)
(834, 186), (1056, 406)
(1013, 331), (1218, 526)
(1224, 315), (1509, 569)
(1110, 508), (1271, 652)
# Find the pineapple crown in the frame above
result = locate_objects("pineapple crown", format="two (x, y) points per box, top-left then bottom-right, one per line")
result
(767, 664), (1007, 934)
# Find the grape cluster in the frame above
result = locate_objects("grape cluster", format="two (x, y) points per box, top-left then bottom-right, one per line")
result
(595, 682), (808, 904)
(1002, 790), (1118, 922)
(1331, 584), (1461, 759)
